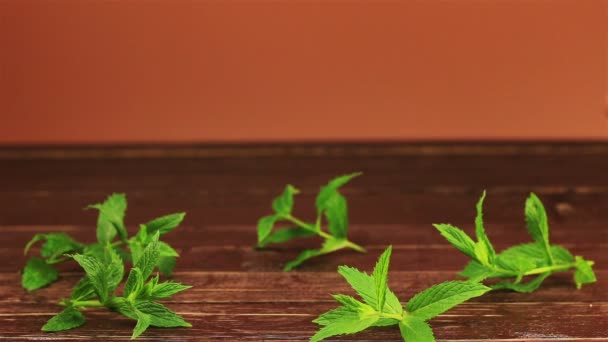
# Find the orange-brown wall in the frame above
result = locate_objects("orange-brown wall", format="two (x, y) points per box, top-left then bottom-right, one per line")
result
(0, 0), (606, 144)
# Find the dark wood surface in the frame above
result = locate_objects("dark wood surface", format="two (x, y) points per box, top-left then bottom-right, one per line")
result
(0, 143), (606, 340)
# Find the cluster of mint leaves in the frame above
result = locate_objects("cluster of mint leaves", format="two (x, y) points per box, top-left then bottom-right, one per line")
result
(311, 246), (490, 342)
(22, 194), (191, 339)
(434, 191), (597, 292)
(23, 193), (184, 291)
(311, 191), (597, 341)
(256, 172), (366, 271)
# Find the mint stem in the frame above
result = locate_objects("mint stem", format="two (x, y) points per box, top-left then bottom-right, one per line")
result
(283, 215), (365, 253)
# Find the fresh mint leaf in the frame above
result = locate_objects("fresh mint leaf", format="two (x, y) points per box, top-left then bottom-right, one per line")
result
(257, 227), (316, 248)
(436, 192), (596, 292)
(312, 247), (489, 341)
(70, 277), (96, 302)
(22, 257), (58, 291)
(283, 238), (345, 271)
(574, 256), (596, 289)
(149, 282), (192, 300)
(399, 317), (435, 342)
(338, 265), (402, 315)
(143, 212), (186, 236)
(272, 185), (299, 215)
(257, 173), (365, 271)
(310, 313), (378, 342)
(433, 223), (477, 259)
(158, 241), (179, 257)
(257, 215), (280, 245)
(41, 306), (86, 332)
(474, 191), (495, 264)
(315, 172), (362, 213)
(491, 272), (551, 293)
(496, 255), (536, 277)
(157, 256), (176, 276)
(124, 268), (144, 299)
(23, 233), (83, 289)
(134, 301), (191, 328)
(459, 261), (498, 282)
(132, 311), (151, 339)
(40, 233), (84, 260)
(372, 245), (392, 312)
(72, 247), (124, 304)
(323, 192), (349, 239)
(525, 193), (553, 263)
(135, 235), (161, 279)
(405, 281), (490, 320)
(88, 193), (128, 243)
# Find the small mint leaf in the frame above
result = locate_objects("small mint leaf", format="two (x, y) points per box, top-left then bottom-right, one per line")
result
(42, 306), (86, 332)
(22, 257), (58, 291)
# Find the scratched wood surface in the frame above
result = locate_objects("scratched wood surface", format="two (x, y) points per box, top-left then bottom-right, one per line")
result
(0, 143), (606, 340)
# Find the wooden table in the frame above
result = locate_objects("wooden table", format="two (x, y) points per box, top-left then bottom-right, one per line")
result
(0, 143), (606, 340)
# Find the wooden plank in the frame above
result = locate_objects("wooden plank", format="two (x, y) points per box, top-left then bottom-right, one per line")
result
(0, 144), (606, 340)
(0, 302), (605, 340)
(1, 271), (606, 305)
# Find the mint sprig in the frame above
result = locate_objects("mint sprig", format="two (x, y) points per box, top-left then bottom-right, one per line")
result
(22, 193), (186, 291)
(311, 246), (490, 341)
(42, 233), (191, 339)
(434, 191), (597, 292)
(256, 173), (366, 271)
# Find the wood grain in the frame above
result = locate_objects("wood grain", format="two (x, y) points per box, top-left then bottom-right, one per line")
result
(0, 143), (606, 340)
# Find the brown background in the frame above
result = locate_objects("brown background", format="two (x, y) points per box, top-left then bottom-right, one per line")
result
(1, 0), (606, 144)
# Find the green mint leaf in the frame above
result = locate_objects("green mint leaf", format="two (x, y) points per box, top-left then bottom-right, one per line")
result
(257, 227), (316, 248)
(70, 277), (96, 301)
(41, 306), (86, 332)
(310, 312), (378, 342)
(124, 267), (144, 299)
(283, 249), (323, 271)
(315, 172), (362, 214)
(474, 191), (495, 264)
(497, 244), (573, 268)
(315, 173), (361, 239)
(143, 212), (186, 236)
(496, 255), (537, 276)
(552, 245), (575, 264)
(313, 307), (357, 326)
(150, 282), (192, 300)
(40, 233), (84, 259)
(72, 247), (124, 303)
(337, 265), (402, 315)
(524, 193), (553, 263)
(323, 192), (349, 239)
(399, 316), (435, 342)
(134, 301), (191, 328)
(22, 257), (58, 291)
(332, 294), (372, 312)
(459, 261), (500, 282)
(132, 311), (151, 339)
(492, 272), (550, 293)
(257, 215), (280, 245)
(372, 246), (392, 312)
(158, 256), (176, 276)
(135, 235), (161, 280)
(272, 185), (299, 215)
(158, 241), (179, 257)
(433, 224), (477, 260)
(283, 238), (346, 271)
(406, 281), (490, 320)
(574, 256), (596, 289)
(88, 193), (128, 243)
